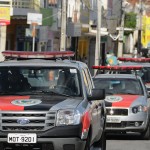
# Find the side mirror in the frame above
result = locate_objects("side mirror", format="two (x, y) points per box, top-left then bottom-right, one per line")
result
(88, 89), (105, 101)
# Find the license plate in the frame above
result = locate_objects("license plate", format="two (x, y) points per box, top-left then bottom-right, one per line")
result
(107, 116), (121, 123)
(8, 133), (37, 143)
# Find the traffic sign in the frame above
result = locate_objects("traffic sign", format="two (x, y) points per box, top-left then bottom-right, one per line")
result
(27, 13), (42, 25)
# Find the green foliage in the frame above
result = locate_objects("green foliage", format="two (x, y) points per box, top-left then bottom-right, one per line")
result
(124, 12), (136, 28)
(123, 13), (136, 36)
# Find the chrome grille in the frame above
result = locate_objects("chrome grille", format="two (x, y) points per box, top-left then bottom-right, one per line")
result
(106, 108), (128, 116)
(0, 111), (56, 131)
(106, 122), (127, 128)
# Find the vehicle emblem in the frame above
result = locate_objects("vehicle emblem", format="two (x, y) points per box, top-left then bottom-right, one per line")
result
(17, 118), (30, 125)
(105, 96), (123, 103)
(11, 99), (42, 106)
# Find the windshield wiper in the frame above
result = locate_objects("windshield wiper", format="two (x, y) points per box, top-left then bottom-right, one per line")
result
(106, 92), (114, 95)
(0, 91), (27, 96)
(23, 90), (72, 97)
(125, 92), (138, 95)
(9, 90), (72, 97)
(41, 90), (72, 97)
(117, 92), (137, 95)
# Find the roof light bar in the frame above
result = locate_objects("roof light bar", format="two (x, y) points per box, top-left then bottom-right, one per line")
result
(118, 57), (150, 62)
(92, 66), (143, 70)
(2, 51), (74, 59)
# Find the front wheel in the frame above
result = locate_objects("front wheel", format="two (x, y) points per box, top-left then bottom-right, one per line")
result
(93, 131), (106, 150)
(141, 123), (150, 140)
(84, 135), (93, 150)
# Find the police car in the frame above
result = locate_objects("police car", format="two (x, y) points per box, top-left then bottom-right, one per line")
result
(93, 66), (150, 139)
(118, 57), (150, 93)
(0, 51), (106, 150)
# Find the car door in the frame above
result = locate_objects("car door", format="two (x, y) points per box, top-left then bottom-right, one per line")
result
(85, 68), (104, 138)
(82, 68), (100, 141)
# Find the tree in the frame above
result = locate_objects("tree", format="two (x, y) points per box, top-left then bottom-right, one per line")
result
(124, 12), (136, 28)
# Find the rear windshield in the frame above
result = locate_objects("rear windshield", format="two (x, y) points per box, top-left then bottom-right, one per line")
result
(119, 67), (150, 83)
(0, 67), (82, 97)
(96, 67), (150, 83)
(93, 78), (144, 95)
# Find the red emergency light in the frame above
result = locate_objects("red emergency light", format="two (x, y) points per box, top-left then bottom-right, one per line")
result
(118, 57), (150, 62)
(92, 66), (143, 70)
(2, 51), (74, 59)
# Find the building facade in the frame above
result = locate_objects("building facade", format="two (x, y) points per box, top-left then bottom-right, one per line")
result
(0, 0), (123, 63)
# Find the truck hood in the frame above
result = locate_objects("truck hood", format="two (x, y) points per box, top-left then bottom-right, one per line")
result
(0, 95), (82, 111)
(105, 95), (145, 108)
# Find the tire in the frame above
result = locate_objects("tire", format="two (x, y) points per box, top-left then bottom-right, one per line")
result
(93, 131), (106, 150)
(84, 135), (93, 150)
(141, 123), (150, 140)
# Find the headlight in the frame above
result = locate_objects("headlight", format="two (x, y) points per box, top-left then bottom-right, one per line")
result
(132, 105), (148, 114)
(56, 109), (81, 126)
(145, 84), (150, 88)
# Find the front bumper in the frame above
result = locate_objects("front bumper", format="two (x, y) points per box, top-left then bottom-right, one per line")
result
(106, 112), (149, 132)
(0, 125), (86, 150)
(0, 137), (86, 150)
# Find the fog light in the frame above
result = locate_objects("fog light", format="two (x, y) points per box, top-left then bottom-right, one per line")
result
(135, 122), (140, 127)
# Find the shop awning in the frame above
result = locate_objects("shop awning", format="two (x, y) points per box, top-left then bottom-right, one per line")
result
(82, 27), (108, 36)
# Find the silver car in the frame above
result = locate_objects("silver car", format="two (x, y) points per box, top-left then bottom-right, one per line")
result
(93, 74), (150, 139)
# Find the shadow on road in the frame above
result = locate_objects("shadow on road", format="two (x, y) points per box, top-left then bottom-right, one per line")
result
(106, 132), (143, 140)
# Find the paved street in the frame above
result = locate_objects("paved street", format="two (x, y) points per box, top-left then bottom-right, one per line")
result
(107, 133), (150, 150)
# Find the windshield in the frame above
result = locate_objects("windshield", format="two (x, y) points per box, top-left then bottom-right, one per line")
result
(0, 67), (82, 97)
(93, 78), (144, 95)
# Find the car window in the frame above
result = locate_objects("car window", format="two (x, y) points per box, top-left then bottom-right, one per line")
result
(0, 67), (82, 97)
(93, 78), (144, 95)
(82, 69), (91, 95)
(84, 68), (93, 92)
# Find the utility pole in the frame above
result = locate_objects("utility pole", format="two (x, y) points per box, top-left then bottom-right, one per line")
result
(60, 0), (67, 51)
(94, 0), (102, 74)
(117, 1), (125, 57)
(137, 0), (142, 54)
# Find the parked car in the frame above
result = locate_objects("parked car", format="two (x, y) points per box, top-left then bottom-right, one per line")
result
(93, 69), (150, 140)
(0, 51), (106, 150)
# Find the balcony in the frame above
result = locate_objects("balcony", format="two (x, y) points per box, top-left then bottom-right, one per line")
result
(12, 0), (40, 17)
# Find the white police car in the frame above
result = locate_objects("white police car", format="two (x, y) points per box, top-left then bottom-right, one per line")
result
(93, 66), (150, 139)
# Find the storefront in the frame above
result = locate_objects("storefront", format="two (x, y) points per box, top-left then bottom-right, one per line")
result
(6, 19), (39, 51)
